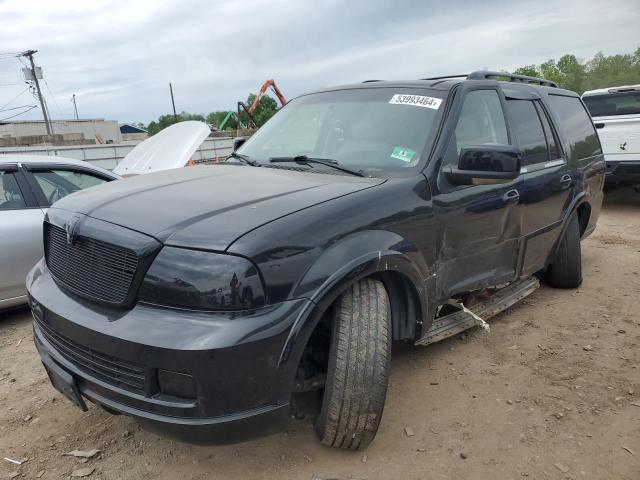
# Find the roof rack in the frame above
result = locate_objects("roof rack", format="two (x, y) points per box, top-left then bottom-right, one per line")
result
(420, 74), (469, 81)
(467, 70), (558, 88)
(421, 71), (558, 88)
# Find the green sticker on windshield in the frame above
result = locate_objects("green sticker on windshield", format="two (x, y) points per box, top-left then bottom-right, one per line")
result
(390, 146), (416, 163)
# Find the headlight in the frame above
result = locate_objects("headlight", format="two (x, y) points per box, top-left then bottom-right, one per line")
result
(138, 247), (265, 310)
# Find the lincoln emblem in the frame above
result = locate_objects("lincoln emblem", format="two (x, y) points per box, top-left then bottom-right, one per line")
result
(65, 217), (81, 245)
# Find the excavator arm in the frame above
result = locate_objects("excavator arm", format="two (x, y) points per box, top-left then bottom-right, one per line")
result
(248, 79), (287, 115)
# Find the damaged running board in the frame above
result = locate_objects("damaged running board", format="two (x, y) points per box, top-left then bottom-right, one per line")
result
(415, 277), (540, 346)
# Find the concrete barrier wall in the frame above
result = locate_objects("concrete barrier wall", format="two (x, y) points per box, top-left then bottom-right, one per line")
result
(0, 137), (234, 170)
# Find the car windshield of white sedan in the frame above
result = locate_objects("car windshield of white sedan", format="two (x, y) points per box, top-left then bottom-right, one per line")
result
(238, 88), (443, 171)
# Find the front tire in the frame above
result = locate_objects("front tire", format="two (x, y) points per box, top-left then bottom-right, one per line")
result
(315, 278), (391, 450)
(547, 213), (582, 288)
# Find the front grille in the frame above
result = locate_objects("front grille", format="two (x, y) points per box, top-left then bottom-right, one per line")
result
(45, 223), (139, 305)
(35, 316), (146, 394)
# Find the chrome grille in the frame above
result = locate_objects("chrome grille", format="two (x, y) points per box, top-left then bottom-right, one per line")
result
(45, 222), (139, 305)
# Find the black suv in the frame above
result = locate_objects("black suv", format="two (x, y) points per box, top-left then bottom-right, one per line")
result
(27, 71), (604, 450)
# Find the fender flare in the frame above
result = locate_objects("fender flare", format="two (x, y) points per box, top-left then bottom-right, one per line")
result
(274, 248), (430, 394)
(548, 191), (589, 264)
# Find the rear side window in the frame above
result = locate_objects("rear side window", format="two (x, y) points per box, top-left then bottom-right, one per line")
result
(583, 91), (640, 117)
(535, 103), (561, 160)
(0, 171), (27, 210)
(505, 99), (547, 166)
(548, 95), (602, 161)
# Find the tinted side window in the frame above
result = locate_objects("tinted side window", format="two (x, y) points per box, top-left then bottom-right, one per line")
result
(443, 90), (509, 166)
(0, 171), (27, 210)
(455, 90), (509, 152)
(535, 102), (560, 159)
(32, 169), (108, 205)
(505, 99), (548, 166)
(583, 92), (640, 117)
(548, 95), (602, 161)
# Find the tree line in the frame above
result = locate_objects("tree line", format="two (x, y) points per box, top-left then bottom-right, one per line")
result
(139, 47), (640, 135)
(144, 93), (278, 136)
(514, 47), (640, 94)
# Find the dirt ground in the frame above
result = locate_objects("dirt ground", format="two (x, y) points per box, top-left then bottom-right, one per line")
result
(1, 187), (639, 480)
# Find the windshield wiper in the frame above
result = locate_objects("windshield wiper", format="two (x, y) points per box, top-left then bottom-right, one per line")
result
(269, 155), (365, 177)
(228, 151), (260, 166)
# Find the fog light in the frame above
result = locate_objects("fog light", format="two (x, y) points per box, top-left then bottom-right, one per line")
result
(157, 370), (196, 399)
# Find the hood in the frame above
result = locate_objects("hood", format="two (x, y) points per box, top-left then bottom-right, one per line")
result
(51, 164), (384, 251)
(112, 121), (210, 175)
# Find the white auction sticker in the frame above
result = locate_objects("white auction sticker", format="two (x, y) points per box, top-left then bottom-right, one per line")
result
(389, 94), (442, 109)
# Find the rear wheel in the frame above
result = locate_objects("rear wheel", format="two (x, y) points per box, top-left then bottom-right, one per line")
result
(547, 213), (582, 288)
(315, 278), (391, 450)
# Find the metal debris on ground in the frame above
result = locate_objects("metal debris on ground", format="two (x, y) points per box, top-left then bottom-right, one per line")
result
(3, 458), (22, 465)
(71, 467), (95, 477)
(621, 446), (634, 455)
(63, 449), (101, 459)
(404, 426), (415, 437)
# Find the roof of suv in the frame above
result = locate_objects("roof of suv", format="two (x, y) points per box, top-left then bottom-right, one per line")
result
(308, 70), (579, 97)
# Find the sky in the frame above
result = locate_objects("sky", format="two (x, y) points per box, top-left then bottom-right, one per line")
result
(0, 0), (639, 124)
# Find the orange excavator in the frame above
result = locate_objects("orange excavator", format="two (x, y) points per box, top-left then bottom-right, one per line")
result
(247, 79), (287, 114)
(217, 79), (287, 132)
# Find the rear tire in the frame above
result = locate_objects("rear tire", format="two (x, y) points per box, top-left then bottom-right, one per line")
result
(315, 278), (391, 450)
(547, 213), (582, 288)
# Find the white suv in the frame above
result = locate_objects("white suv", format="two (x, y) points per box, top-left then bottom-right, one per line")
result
(582, 85), (640, 188)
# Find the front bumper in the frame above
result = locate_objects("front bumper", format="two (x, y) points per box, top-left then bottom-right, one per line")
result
(27, 260), (311, 445)
(605, 160), (640, 184)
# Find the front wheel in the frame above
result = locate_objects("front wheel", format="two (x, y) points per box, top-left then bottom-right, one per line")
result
(315, 278), (391, 450)
(547, 213), (582, 288)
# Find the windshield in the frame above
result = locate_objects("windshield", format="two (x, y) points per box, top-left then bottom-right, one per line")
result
(583, 91), (640, 117)
(237, 88), (444, 173)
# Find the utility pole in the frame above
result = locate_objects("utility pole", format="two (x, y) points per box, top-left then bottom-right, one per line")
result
(169, 82), (178, 122)
(71, 94), (78, 120)
(22, 50), (52, 135)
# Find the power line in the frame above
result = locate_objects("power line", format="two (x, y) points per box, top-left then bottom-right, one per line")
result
(44, 79), (65, 119)
(0, 105), (38, 122)
(0, 86), (30, 111)
(0, 104), (37, 113)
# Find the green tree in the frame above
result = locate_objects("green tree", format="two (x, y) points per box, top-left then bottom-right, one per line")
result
(243, 93), (278, 127)
(514, 65), (540, 77)
(512, 47), (640, 94)
(146, 112), (206, 135)
(206, 111), (238, 130)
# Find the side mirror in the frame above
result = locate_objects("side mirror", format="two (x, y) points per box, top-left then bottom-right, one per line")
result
(443, 145), (522, 185)
(232, 137), (246, 151)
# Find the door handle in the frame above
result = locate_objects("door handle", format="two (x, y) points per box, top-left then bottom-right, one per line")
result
(560, 173), (572, 186)
(502, 189), (520, 203)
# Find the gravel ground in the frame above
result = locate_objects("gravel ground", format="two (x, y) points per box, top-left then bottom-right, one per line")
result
(1, 186), (638, 480)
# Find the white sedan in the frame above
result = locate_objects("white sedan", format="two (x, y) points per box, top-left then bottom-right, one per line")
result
(0, 155), (119, 311)
(0, 121), (211, 311)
